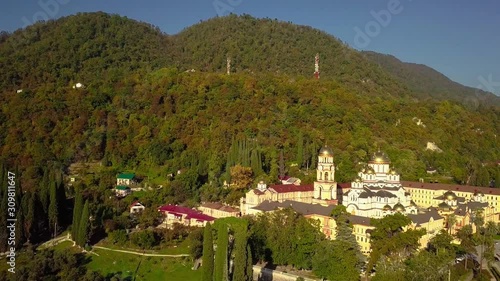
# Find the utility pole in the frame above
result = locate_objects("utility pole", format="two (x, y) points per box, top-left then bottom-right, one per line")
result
(314, 53), (320, 79)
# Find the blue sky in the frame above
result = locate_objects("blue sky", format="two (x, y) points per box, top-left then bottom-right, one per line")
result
(1, 0), (499, 94)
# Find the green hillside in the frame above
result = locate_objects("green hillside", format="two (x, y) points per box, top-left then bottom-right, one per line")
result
(362, 51), (500, 107)
(0, 12), (498, 194)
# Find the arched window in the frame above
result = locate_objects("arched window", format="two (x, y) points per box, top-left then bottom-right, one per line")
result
(324, 172), (329, 181)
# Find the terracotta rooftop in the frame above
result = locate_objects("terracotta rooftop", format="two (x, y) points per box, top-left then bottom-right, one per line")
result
(158, 205), (215, 222)
(268, 184), (314, 193)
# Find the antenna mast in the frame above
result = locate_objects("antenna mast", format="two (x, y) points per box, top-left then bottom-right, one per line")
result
(227, 56), (231, 75)
(314, 53), (320, 79)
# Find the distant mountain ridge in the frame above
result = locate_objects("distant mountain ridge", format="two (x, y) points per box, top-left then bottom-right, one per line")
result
(362, 51), (500, 107)
(0, 12), (498, 106)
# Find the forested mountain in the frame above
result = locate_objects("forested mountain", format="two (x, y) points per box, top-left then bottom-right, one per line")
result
(362, 51), (500, 107)
(0, 12), (498, 194)
(169, 14), (411, 99)
(0, 12), (171, 90)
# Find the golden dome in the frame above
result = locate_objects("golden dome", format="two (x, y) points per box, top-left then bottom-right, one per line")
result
(443, 191), (457, 201)
(383, 204), (392, 211)
(319, 145), (334, 156)
(394, 203), (405, 212)
(370, 150), (391, 164)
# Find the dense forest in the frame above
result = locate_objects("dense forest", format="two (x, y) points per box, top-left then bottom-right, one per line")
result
(362, 51), (500, 107)
(0, 12), (498, 198)
(0, 11), (498, 281)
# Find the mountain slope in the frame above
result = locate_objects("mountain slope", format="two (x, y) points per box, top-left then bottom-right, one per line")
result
(0, 13), (498, 192)
(169, 14), (411, 98)
(0, 12), (172, 90)
(362, 51), (500, 107)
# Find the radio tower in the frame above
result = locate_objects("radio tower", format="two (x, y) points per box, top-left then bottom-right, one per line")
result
(227, 56), (231, 75)
(314, 53), (320, 79)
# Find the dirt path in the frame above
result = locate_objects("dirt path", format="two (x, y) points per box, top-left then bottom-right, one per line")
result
(92, 246), (190, 257)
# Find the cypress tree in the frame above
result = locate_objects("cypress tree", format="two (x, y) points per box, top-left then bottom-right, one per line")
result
(23, 192), (35, 243)
(15, 206), (24, 249)
(232, 230), (247, 281)
(476, 167), (490, 187)
(297, 132), (304, 168)
(48, 181), (58, 236)
(71, 189), (83, 241)
(39, 169), (50, 213)
(202, 223), (214, 281)
(214, 222), (229, 281)
(246, 244), (253, 281)
(77, 200), (90, 247)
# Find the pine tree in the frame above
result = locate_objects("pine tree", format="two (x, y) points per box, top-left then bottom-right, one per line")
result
(48, 181), (59, 237)
(215, 222), (229, 281)
(77, 200), (90, 247)
(71, 189), (83, 241)
(202, 223), (214, 281)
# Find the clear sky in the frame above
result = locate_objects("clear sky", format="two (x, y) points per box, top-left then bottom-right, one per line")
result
(1, 0), (499, 94)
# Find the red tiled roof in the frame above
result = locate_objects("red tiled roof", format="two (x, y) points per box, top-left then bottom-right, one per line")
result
(401, 181), (500, 195)
(253, 189), (268, 195)
(129, 201), (144, 208)
(269, 184), (314, 193)
(158, 205), (215, 221)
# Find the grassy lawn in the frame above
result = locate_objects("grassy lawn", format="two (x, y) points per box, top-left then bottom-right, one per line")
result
(50, 239), (199, 280)
(96, 238), (191, 255)
(87, 248), (200, 281)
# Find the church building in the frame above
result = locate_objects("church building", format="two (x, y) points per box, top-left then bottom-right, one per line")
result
(342, 150), (417, 218)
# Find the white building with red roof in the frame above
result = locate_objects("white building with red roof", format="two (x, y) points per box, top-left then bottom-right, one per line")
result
(158, 205), (215, 228)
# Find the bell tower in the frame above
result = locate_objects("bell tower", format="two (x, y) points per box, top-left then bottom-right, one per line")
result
(314, 145), (337, 201)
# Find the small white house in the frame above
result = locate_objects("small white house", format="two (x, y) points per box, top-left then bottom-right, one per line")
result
(16, 89), (23, 94)
(117, 173), (136, 186)
(130, 201), (145, 214)
(72, 83), (84, 89)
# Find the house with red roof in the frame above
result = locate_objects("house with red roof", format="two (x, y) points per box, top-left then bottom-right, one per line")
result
(157, 205), (215, 228)
(129, 201), (145, 214)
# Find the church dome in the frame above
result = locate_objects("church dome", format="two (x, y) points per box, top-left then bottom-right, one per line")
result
(394, 203), (405, 212)
(319, 145), (334, 156)
(474, 191), (484, 197)
(443, 191), (457, 201)
(383, 204), (392, 211)
(370, 150), (391, 164)
(388, 167), (397, 175)
(438, 202), (451, 210)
